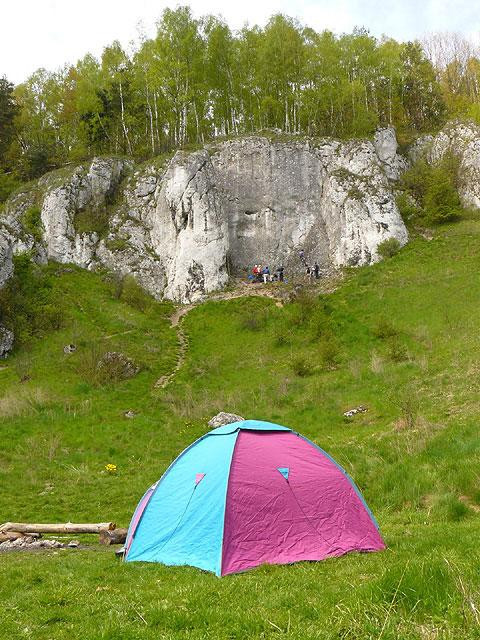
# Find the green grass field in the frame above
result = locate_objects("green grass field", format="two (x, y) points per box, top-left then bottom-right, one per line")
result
(1, 219), (480, 639)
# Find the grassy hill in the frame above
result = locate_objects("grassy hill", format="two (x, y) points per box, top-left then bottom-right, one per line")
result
(1, 218), (480, 639)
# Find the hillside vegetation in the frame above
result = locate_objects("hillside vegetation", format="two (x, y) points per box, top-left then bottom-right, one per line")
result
(1, 217), (480, 639)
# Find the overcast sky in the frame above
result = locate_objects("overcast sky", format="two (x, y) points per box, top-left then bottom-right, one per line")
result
(2, 0), (480, 84)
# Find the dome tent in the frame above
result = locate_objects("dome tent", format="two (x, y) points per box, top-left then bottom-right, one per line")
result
(124, 420), (385, 575)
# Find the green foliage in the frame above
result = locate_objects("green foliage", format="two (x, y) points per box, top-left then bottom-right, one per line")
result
(396, 190), (422, 222)
(387, 336), (409, 362)
(424, 166), (462, 224)
(76, 344), (140, 387)
(0, 254), (64, 346)
(273, 322), (291, 346)
(21, 205), (43, 242)
(241, 312), (266, 331)
(105, 236), (130, 252)
(373, 317), (399, 339)
(377, 237), (401, 259)
(0, 76), (19, 167)
(318, 337), (340, 369)
(73, 206), (109, 236)
(433, 493), (471, 522)
(0, 170), (20, 203)
(399, 152), (463, 225)
(291, 355), (312, 377)
(19, 145), (53, 180)
(290, 290), (317, 327)
(118, 274), (152, 312)
(1, 12), (450, 177)
(399, 42), (446, 132)
(347, 185), (363, 200)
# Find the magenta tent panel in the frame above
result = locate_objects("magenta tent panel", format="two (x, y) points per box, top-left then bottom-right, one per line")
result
(221, 430), (384, 575)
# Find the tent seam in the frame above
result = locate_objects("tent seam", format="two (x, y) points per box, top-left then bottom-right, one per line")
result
(217, 430), (240, 577)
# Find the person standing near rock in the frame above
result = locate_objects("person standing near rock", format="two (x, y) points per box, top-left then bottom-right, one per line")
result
(262, 265), (270, 283)
(314, 262), (320, 279)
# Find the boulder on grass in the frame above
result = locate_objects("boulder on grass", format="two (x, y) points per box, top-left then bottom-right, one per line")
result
(208, 412), (245, 428)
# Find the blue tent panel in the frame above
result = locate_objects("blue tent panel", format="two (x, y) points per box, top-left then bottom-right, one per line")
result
(126, 429), (238, 575)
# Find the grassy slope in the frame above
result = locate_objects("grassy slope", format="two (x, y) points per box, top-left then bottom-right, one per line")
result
(1, 220), (480, 639)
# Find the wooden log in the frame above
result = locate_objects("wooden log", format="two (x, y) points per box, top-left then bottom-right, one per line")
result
(0, 531), (35, 543)
(0, 531), (42, 543)
(0, 522), (115, 534)
(0, 531), (24, 542)
(99, 528), (127, 545)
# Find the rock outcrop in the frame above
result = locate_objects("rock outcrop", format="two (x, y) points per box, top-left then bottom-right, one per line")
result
(0, 326), (14, 359)
(0, 132), (410, 304)
(208, 412), (245, 428)
(373, 127), (408, 180)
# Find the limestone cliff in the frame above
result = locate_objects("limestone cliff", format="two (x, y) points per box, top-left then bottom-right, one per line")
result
(0, 130), (409, 315)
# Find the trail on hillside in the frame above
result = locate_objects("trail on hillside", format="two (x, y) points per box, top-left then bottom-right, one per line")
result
(153, 277), (340, 390)
(153, 319), (189, 390)
(153, 283), (285, 390)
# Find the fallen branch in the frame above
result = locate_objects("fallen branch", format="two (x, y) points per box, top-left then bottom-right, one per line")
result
(0, 522), (115, 534)
(0, 531), (41, 543)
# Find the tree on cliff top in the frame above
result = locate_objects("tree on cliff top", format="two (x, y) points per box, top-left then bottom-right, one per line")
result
(0, 76), (19, 169)
(3, 8), (468, 177)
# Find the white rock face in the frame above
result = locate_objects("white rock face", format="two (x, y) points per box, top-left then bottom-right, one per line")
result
(373, 127), (408, 180)
(0, 326), (14, 358)
(212, 136), (408, 272)
(39, 159), (130, 266)
(0, 132), (410, 303)
(208, 412), (245, 428)
(152, 151), (229, 302)
(0, 232), (13, 288)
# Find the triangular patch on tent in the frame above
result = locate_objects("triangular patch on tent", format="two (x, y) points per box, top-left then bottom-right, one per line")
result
(195, 473), (205, 485)
(277, 467), (289, 481)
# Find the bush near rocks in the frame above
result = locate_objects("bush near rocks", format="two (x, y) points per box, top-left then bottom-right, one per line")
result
(377, 237), (401, 259)
(0, 171), (20, 204)
(21, 206), (43, 242)
(76, 347), (140, 386)
(119, 275), (152, 312)
(73, 205), (109, 236)
(96, 352), (140, 384)
(398, 151), (462, 225)
(0, 253), (64, 347)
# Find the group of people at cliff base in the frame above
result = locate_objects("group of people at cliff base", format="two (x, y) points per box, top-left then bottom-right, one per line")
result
(306, 263), (321, 280)
(249, 249), (321, 284)
(250, 264), (285, 283)
(299, 249), (321, 280)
